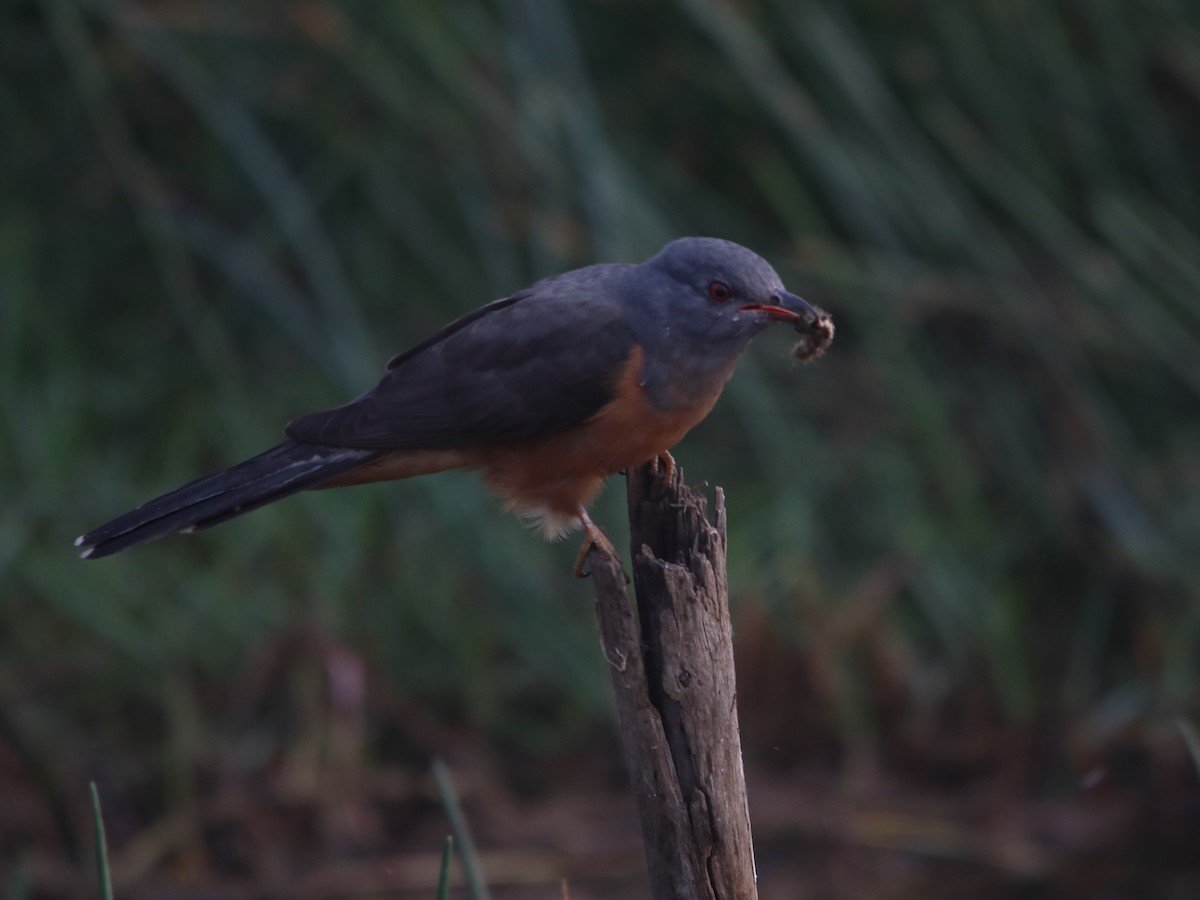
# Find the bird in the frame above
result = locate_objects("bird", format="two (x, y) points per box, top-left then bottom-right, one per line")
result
(76, 237), (832, 574)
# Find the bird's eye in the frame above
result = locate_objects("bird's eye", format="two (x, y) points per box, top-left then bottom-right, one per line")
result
(708, 280), (732, 302)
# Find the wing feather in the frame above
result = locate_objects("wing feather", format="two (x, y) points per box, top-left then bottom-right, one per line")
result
(286, 266), (637, 450)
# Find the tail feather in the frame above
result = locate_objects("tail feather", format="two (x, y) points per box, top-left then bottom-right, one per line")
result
(76, 442), (379, 559)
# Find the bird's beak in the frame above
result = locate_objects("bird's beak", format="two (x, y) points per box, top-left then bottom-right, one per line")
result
(740, 290), (821, 326)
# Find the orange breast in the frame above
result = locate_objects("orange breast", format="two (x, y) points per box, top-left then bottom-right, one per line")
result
(474, 346), (732, 536)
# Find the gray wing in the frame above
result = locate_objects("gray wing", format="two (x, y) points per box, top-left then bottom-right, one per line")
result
(285, 267), (638, 450)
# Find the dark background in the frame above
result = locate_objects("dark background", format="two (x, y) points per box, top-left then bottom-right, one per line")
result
(3, 1), (1200, 897)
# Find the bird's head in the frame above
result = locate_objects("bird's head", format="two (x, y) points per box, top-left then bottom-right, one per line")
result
(637, 237), (826, 347)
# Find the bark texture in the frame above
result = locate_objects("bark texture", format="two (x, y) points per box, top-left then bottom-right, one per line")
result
(587, 461), (756, 900)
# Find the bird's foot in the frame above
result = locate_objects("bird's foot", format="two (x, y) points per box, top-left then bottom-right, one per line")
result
(574, 510), (619, 579)
(654, 450), (676, 483)
(646, 450), (676, 501)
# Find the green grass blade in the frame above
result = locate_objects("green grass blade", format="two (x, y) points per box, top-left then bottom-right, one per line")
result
(437, 835), (454, 900)
(432, 759), (491, 900)
(89, 782), (114, 900)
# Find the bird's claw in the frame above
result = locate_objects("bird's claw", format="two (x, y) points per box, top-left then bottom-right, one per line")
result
(645, 450), (676, 502)
(574, 514), (620, 579)
(654, 450), (676, 484)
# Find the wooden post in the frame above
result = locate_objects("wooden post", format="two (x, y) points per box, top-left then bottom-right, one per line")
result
(587, 461), (757, 900)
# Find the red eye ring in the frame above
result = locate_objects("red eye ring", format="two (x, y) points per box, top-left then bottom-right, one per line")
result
(708, 280), (732, 302)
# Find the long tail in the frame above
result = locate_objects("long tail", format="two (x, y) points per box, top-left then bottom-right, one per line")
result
(76, 442), (380, 559)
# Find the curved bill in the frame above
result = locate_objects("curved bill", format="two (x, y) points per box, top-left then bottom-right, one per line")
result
(740, 290), (822, 327)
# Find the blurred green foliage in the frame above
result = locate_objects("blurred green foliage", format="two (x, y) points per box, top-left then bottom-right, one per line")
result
(3, 0), (1200, 851)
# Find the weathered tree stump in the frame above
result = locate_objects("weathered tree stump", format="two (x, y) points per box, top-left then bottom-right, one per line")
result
(587, 461), (756, 900)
